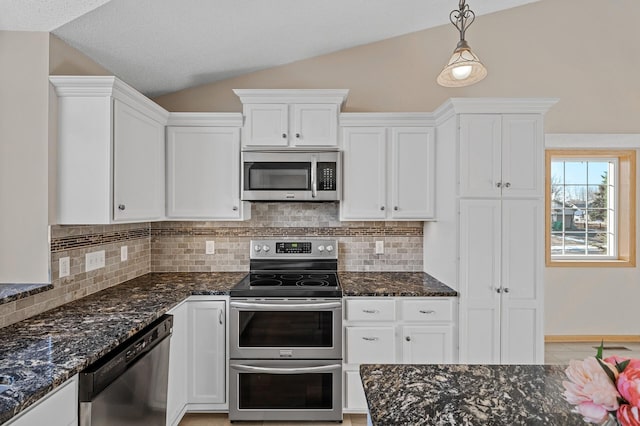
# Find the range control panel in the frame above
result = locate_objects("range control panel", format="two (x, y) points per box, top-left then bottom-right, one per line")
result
(250, 239), (338, 259)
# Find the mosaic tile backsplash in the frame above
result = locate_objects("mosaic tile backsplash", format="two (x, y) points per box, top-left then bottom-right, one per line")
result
(0, 203), (424, 327)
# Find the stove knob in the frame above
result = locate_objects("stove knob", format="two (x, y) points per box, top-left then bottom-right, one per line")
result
(254, 245), (261, 252)
(326, 245), (334, 252)
(318, 245), (325, 252)
(262, 245), (270, 252)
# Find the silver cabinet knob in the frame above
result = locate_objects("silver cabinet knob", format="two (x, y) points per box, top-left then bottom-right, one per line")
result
(504, 182), (511, 188)
(503, 287), (510, 293)
(496, 288), (502, 293)
(295, 133), (301, 138)
(282, 133), (287, 138)
(232, 206), (238, 211)
(118, 204), (126, 211)
(380, 206), (385, 211)
(496, 182), (502, 188)
(394, 206), (399, 211)
(405, 336), (411, 342)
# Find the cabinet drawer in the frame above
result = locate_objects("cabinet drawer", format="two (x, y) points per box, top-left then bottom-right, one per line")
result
(345, 327), (395, 364)
(8, 376), (77, 426)
(345, 299), (395, 322)
(400, 299), (454, 322)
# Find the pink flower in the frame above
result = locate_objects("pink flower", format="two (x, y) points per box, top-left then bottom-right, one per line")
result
(573, 401), (611, 424)
(563, 357), (621, 423)
(605, 356), (640, 371)
(618, 366), (640, 408)
(618, 404), (640, 426)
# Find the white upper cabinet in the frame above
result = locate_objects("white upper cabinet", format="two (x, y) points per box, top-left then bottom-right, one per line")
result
(459, 113), (543, 199)
(233, 89), (348, 148)
(340, 114), (436, 221)
(166, 113), (249, 220)
(50, 76), (168, 224)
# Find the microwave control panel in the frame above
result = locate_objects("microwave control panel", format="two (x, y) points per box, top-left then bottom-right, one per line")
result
(318, 163), (336, 191)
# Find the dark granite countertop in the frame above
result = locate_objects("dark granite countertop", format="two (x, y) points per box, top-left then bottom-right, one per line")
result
(360, 364), (582, 425)
(339, 272), (457, 297)
(0, 284), (53, 306)
(0, 272), (245, 425)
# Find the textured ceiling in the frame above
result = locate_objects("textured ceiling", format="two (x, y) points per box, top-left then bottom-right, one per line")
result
(2, 0), (539, 97)
(0, 0), (111, 31)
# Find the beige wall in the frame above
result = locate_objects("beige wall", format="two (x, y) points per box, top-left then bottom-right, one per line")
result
(155, 0), (640, 134)
(49, 34), (111, 76)
(0, 31), (50, 283)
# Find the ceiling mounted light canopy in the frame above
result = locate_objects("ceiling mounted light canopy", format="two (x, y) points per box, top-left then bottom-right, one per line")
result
(437, 0), (487, 88)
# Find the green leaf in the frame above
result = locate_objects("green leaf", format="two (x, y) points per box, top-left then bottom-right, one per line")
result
(596, 340), (604, 360)
(596, 357), (617, 385)
(617, 359), (630, 373)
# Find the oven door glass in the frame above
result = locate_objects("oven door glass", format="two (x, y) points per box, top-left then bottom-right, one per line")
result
(244, 162), (310, 191)
(238, 310), (333, 347)
(239, 371), (332, 409)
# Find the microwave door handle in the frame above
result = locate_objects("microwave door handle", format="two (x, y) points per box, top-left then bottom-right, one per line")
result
(230, 301), (342, 311)
(311, 155), (317, 198)
(232, 364), (341, 374)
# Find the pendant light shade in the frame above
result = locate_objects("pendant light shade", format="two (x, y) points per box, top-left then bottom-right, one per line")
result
(437, 0), (487, 88)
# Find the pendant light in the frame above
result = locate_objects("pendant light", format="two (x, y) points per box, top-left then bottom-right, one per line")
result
(437, 0), (487, 87)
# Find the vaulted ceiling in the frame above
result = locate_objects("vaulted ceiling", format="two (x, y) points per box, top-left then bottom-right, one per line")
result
(2, 0), (539, 96)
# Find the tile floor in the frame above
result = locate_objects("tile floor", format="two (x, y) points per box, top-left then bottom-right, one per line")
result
(179, 342), (640, 425)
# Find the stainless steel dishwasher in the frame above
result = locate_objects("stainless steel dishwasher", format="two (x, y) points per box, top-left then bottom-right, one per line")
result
(79, 314), (173, 426)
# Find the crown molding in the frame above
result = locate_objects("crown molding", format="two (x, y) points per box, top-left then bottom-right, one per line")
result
(435, 97), (559, 116)
(339, 112), (436, 127)
(49, 75), (169, 123)
(233, 89), (349, 106)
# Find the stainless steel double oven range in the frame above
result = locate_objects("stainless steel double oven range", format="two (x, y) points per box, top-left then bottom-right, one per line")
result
(229, 239), (343, 422)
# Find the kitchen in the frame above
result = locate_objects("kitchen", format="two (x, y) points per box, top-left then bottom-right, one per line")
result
(1, 0), (640, 425)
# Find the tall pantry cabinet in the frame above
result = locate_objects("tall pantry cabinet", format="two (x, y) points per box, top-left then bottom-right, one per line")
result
(424, 98), (557, 365)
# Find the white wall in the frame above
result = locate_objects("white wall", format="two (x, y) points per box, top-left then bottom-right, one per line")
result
(0, 31), (50, 283)
(544, 134), (640, 335)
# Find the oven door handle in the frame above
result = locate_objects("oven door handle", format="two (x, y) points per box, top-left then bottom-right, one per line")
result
(311, 155), (317, 198)
(232, 364), (341, 374)
(230, 301), (342, 310)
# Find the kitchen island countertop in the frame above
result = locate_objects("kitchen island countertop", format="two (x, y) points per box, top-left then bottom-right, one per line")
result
(360, 363), (583, 426)
(339, 272), (457, 297)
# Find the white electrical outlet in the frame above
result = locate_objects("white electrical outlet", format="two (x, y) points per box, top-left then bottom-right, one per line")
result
(206, 240), (215, 254)
(121, 245), (128, 261)
(85, 250), (106, 272)
(59, 257), (70, 278)
(375, 241), (385, 254)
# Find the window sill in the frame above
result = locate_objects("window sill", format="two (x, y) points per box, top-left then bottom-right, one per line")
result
(546, 259), (636, 268)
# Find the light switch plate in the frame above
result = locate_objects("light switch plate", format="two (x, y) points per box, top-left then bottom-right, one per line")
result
(121, 245), (128, 261)
(206, 240), (215, 254)
(86, 250), (105, 272)
(375, 241), (384, 254)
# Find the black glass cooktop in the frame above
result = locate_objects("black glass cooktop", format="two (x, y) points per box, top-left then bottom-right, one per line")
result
(231, 271), (342, 298)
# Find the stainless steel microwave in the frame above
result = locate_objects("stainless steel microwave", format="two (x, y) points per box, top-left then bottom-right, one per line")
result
(241, 150), (341, 201)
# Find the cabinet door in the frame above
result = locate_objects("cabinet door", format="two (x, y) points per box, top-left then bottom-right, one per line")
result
(345, 370), (368, 411)
(501, 115), (544, 198)
(459, 115), (502, 198)
(167, 126), (244, 219)
(390, 127), (435, 219)
(6, 376), (77, 426)
(401, 325), (454, 364)
(242, 103), (288, 147)
(113, 99), (165, 221)
(500, 199), (544, 364)
(291, 103), (338, 147)
(340, 127), (387, 220)
(458, 199), (501, 364)
(345, 326), (395, 364)
(187, 301), (226, 404)
(167, 303), (188, 426)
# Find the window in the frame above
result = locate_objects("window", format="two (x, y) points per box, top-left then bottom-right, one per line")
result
(546, 150), (636, 267)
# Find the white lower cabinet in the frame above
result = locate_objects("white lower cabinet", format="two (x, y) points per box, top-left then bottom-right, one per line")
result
(6, 375), (78, 426)
(343, 297), (457, 413)
(167, 297), (227, 426)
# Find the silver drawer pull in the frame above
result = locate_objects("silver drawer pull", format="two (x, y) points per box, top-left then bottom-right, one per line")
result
(362, 337), (379, 341)
(419, 309), (436, 314)
(362, 309), (379, 314)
